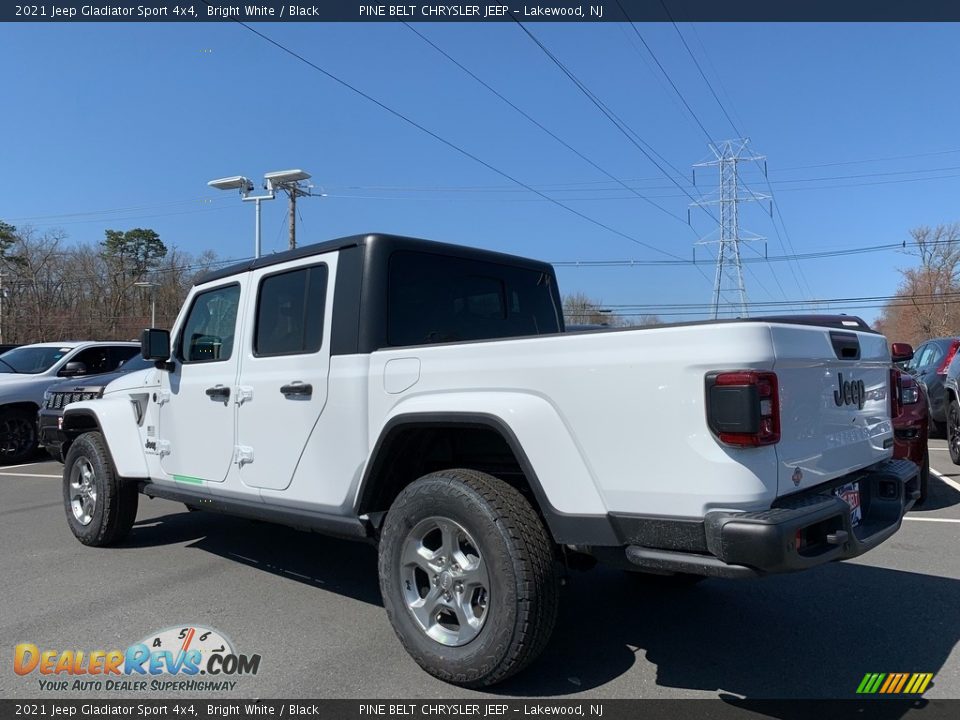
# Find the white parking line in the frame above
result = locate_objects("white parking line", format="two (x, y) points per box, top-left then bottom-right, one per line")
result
(904, 516), (960, 524)
(930, 467), (960, 493)
(0, 461), (54, 470)
(0, 472), (60, 479)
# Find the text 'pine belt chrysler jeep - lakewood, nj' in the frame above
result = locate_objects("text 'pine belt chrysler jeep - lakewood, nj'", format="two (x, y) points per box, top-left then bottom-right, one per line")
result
(60, 233), (918, 687)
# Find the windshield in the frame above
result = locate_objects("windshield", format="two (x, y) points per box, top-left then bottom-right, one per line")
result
(0, 346), (73, 374)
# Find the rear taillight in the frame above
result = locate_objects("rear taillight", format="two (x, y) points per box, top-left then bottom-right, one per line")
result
(890, 369), (902, 418)
(706, 371), (780, 447)
(936, 340), (959, 375)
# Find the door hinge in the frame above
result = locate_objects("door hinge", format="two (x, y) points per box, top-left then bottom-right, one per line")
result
(234, 445), (254, 466)
(150, 439), (171, 457)
(155, 391), (171, 406)
(235, 386), (254, 406)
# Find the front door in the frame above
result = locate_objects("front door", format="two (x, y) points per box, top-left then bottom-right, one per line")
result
(159, 281), (244, 485)
(235, 255), (335, 491)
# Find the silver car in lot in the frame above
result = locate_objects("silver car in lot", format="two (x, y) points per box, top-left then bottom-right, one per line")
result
(0, 341), (139, 463)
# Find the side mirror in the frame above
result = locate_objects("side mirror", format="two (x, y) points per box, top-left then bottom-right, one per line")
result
(891, 342), (914, 364)
(141, 328), (171, 361)
(58, 361), (87, 377)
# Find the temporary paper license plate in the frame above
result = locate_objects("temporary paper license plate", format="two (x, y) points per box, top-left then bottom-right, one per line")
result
(835, 481), (862, 527)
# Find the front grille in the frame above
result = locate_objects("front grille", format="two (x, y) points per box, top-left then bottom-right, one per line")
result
(46, 391), (101, 410)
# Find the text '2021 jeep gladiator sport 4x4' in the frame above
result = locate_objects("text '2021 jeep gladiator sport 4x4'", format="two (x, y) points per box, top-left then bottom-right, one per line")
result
(60, 234), (918, 687)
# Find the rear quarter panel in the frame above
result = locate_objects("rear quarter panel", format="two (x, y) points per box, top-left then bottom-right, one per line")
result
(366, 322), (782, 519)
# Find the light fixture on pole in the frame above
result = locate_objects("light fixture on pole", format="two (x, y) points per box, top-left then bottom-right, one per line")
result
(264, 169), (313, 251)
(134, 281), (159, 327)
(207, 175), (275, 259)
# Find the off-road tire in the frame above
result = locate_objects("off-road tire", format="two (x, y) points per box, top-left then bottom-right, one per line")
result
(63, 431), (138, 546)
(378, 468), (559, 687)
(0, 407), (39, 465)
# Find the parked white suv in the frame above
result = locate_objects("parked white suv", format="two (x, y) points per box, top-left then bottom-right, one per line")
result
(59, 234), (918, 686)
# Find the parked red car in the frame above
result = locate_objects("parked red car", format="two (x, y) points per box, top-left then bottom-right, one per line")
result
(893, 368), (929, 505)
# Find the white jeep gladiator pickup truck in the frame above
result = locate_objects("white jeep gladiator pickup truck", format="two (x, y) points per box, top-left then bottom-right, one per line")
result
(60, 233), (919, 686)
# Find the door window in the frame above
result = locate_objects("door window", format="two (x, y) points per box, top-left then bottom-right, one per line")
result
(70, 346), (139, 375)
(254, 265), (328, 356)
(178, 284), (241, 363)
(923, 343), (944, 370)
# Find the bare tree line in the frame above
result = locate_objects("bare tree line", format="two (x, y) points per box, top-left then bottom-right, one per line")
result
(1, 218), (954, 347)
(0, 221), (220, 344)
(875, 223), (960, 345)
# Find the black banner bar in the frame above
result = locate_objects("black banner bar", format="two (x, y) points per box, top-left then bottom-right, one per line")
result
(0, 700), (955, 720)
(5, 1), (960, 23)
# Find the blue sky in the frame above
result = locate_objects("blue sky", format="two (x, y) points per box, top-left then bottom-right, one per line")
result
(2, 21), (959, 323)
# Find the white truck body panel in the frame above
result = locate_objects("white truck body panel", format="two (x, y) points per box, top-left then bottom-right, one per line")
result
(66, 244), (895, 524)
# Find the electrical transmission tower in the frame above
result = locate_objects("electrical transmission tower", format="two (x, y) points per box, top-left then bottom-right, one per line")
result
(692, 139), (768, 319)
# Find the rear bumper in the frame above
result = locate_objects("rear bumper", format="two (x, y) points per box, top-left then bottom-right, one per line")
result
(623, 458), (919, 578)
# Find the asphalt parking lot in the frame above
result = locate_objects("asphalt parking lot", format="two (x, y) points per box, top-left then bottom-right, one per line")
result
(1, 446), (958, 701)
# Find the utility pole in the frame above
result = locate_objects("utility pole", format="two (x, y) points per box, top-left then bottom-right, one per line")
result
(264, 169), (313, 251)
(288, 191), (297, 250)
(692, 139), (768, 319)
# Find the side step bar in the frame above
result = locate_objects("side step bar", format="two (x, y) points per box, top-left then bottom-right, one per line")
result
(139, 481), (372, 542)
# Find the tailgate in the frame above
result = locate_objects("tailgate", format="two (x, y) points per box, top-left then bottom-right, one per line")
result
(771, 324), (893, 497)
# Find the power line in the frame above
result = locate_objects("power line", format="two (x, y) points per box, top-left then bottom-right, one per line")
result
(553, 239), (914, 266)
(617, 0), (716, 145)
(600, 288), (960, 311)
(321, 165), (960, 195)
(512, 18), (719, 226)
(401, 22), (690, 228)
(215, 14), (686, 261)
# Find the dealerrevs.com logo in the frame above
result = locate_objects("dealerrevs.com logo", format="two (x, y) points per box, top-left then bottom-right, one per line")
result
(14, 625), (261, 692)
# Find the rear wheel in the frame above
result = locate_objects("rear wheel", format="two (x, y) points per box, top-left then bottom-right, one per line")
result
(0, 407), (38, 465)
(62, 432), (138, 546)
(948, 401), (960, 465)
(378, 469), (559, 687)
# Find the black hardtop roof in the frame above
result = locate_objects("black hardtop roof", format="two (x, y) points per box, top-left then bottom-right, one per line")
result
(195, 233), (555, 286)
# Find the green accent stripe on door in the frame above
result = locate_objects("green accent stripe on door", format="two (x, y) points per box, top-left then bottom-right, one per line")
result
(172, 474), (205, 485)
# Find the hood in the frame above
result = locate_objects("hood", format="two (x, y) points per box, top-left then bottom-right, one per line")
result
(46, 369), (129, 394)
(103, 368), (162, 394)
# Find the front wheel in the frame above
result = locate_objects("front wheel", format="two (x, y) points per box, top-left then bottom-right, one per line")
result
(378, 469), (559, 687)
(948, 401), (960, 465)
(62, 432), (138, 546)
(0, 407), (39, 465)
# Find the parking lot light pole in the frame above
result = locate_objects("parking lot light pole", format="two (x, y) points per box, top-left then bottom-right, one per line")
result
(207, 175), (275, 259)
(134, 281), (159, 327)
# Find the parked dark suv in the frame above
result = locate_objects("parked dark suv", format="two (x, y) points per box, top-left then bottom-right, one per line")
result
(39, 354), (154, 462)
(904, 337), (960, 436)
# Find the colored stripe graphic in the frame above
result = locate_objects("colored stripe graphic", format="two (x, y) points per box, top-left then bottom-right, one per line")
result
(173, 474), (204, 485)
(857, 673), (933, 694)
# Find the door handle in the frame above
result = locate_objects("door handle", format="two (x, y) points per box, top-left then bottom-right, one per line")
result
(280, 382), (313, 397)
(205, 385), (231, 400)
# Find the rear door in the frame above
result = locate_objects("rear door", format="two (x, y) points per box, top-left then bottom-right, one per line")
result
(234, 253), (335, 491)
(771, 324), (893, 496)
